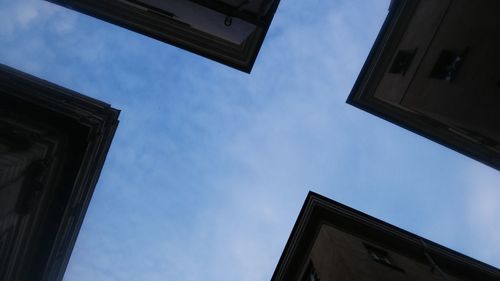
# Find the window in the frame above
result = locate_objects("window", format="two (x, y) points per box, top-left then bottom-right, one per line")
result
(430, 48), (469, 81)
(367, 245), (392, 265)
(302, 262), (320, 281)
(364, 243), (404, 272)
(389, 49), (417, 75)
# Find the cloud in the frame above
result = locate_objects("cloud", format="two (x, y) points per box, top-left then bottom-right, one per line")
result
(0, 0), (59, 34)
(465, 163), (500, 265)
(15, 2), (39, 26)
(58, 1), (392, 280)
(53, 11), (77, 34)
(4, 1), (499, 281)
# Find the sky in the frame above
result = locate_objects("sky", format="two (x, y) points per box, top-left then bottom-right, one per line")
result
(1, 0), (499, 280)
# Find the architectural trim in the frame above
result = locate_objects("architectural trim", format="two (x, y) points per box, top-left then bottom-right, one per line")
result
(46, 0), (281, 73)
(0, 64), (120, 281)
(271, 191), (500, 281)
(346, 0), (500, 171)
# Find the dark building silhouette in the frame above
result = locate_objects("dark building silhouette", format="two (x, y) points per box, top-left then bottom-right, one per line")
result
(347, 0), (500, 171)
(272, 192), (500, 281)
(46, 0), (281, 73)
(0, 64), (119, 281)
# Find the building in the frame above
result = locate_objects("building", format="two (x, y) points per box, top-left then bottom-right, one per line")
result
(0, 64), (119, 281)
(46, 0), (281, 73)
(272, 192), (500, 281)
(347, 0), (500, 171)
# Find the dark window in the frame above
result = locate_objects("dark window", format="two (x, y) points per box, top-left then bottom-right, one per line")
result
(430, 48), (468, 81)
(369, 246), (392, 265)
(301, 262), (320, 281)
(389, 49), (416, 75)
(364, 243), (404, 272)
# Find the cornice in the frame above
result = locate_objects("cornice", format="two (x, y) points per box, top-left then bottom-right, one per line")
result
(271, 191), (500, 281)
(0, 64), (120, 281)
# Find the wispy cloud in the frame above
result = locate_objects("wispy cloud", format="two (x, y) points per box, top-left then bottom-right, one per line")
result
(464, 163), (500, 264)
(1, 0), (498, 281)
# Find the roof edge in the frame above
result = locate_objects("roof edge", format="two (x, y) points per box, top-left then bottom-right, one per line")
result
(271, 191), (500, 281)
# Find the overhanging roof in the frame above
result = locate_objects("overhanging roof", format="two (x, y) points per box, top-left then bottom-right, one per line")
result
(272, 191), (500, 281)
(0, 64), (119, 281)
(46, 0), (281, 72)
(346, 0), (500, 171)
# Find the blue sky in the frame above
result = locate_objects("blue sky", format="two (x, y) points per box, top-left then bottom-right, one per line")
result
(1, 0), (499, 280)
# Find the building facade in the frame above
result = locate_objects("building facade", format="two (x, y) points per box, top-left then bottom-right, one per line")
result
(46, 0), (281, 72)
(0, 64), (119, 281)
(347, 0), (500, 170)
(272, 192), (500, 281)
